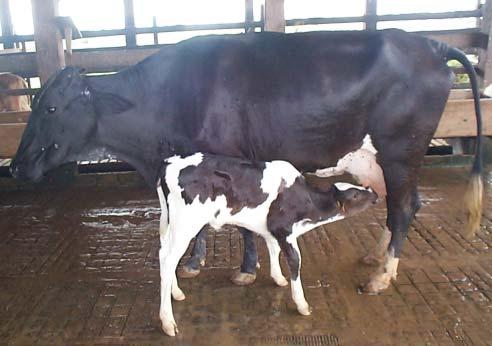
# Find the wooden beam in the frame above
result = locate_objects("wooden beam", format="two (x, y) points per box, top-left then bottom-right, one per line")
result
(365, 0), (377, 31)
(31, 0), (65, 83)
(123, 0), (136, 48)
(0, 0), (14, 49)
(264, 0), (285, 32)
(0, 52), (37, 77)
(0, 123), (26, 158)
(0, 111), (30, 124)
(418, 29), (485, 50)
(69, 47), (160, 72)
(435, 98), (492, 138)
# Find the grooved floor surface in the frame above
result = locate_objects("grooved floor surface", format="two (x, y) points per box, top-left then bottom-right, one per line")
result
(0, 167), (491, 345)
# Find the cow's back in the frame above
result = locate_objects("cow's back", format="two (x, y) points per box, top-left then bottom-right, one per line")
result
(148, 30), (451, 172)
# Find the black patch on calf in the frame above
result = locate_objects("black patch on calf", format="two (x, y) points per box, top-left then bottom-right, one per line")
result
(178, 155), (267, 214)
(267, 177), (339, 239)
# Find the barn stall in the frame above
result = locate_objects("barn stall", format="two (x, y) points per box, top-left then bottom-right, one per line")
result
(0, 0), (491, 344)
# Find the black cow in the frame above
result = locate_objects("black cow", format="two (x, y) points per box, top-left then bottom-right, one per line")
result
(10, 29), (483, 294)
(157, 152), (378, 336)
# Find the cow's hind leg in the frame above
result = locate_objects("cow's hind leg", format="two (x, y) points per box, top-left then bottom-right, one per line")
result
(362, 163), (421, 293)
(177, 226), (207, 279)
(231, 228), (259, 286)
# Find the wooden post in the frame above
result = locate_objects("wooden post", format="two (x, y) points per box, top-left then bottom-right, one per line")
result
(264, 0), (285, 32)
(31, 0), (77, 181)
(365, 0), (378, 31)
(479, 0), (492, 88)
(0, 0), (14, 49)
(31, 0), (65, 83)
(245, 0), (254, 33)
(124, 0), (136, 48)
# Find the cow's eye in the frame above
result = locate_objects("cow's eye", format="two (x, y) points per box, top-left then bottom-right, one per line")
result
(46, 106), (56, 114)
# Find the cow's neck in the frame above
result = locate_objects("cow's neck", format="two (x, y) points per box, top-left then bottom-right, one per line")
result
(87, 72), (164, 187)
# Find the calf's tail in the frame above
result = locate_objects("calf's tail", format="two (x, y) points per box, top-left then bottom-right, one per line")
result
(445, 47), (483, 238)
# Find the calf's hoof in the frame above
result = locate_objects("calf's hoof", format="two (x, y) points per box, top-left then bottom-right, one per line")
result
(297, 304), (312, 316)
(272, 275), (289, 287)
(177, 265), (200, 279)
(358, 273), (392, 295)
(231, 271), (256, 286)
(161, 319), (179, 336)
(172, 289), (186, 301)
(359, 254), (382, 267)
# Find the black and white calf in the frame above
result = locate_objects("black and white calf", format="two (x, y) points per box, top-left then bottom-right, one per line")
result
(157, 153), (377, 336)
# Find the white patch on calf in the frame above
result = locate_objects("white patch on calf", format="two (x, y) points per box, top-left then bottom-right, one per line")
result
(314, 134), (386, 197)
(334, 182), (368, 192)
(261, 160), (300, 194)
(287, 215), (344, 244)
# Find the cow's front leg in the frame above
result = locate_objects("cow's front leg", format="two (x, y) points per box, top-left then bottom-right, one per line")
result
(177, 226), (207, 279)
(231, 227), (258, 286)
(361, 168), (420, 294)
(360, 226), (391, 266)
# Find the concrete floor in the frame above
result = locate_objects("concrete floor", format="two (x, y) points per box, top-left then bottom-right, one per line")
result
(0, 167), (492, 345)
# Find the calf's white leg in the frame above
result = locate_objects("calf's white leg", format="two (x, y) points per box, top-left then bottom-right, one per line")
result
(277, 234), (311, 316)
(159, 219), (206, 336)
(287, 238), (310, 315)
(157, 185), (185, 302)
(262, 234), (288, 287)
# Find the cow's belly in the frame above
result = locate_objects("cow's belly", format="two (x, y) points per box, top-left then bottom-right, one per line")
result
(313, 135), (386, 197)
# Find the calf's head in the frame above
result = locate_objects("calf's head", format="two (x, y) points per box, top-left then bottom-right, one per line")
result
(332, 182), (378, 217)
(10, 67), (133, 181)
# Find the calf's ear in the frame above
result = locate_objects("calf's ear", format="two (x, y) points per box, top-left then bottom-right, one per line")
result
(93, 91), (134, 115)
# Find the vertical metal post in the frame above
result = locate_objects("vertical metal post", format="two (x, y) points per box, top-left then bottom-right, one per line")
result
(124, 0), (136, 47)
(365, 0), (377, 31)
(479, 0), (492, 88)
(0, 0), (14, 49)
(245, 0), (254, 33)
(152, 16), (158, 45)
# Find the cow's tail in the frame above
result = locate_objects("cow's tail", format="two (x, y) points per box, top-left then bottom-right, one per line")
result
(445, 47), (483, 238)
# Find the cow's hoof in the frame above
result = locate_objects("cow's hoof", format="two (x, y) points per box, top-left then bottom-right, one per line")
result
(272, 275), (289, 287)
(360, 254), (382, 267)
(177, 265), (200, 279)
(231, 271), (256, 286)
(297, 304), (312, 316)
(359, 273), (392, 295)
(161, 319), (179, 336)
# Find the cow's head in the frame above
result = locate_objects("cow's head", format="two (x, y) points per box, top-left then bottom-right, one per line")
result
(10, 67), (133, 181)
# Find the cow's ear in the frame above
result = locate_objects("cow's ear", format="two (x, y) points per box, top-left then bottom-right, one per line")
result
(93, 91), (134, 115)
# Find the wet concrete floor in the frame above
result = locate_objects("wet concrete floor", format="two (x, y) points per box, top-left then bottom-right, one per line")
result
(1, 166), (492, 345)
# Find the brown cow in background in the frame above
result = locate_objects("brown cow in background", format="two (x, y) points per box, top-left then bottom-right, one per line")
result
(0, 73), (30, 111)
